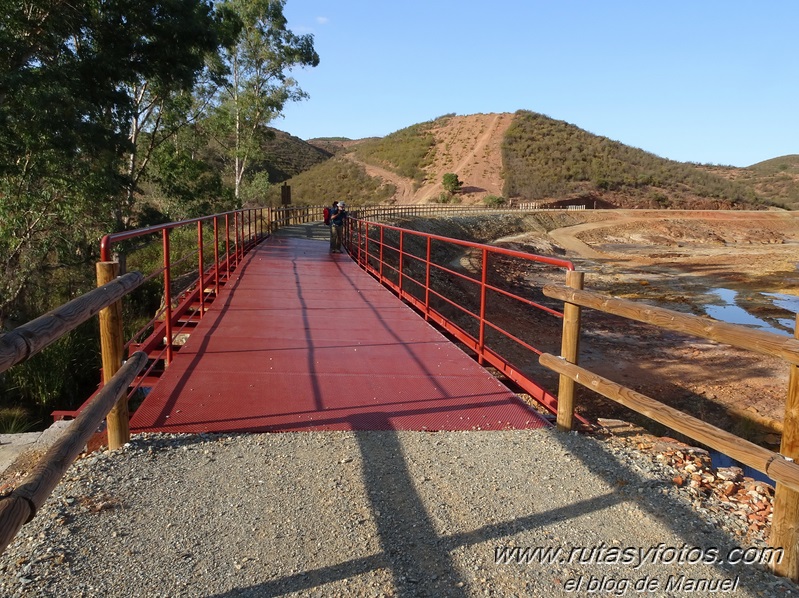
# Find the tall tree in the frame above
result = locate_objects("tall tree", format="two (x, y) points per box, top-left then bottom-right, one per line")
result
(120, 0), (231, 228)
(211, 0), (319, 204)
(0, 0), (224, 325)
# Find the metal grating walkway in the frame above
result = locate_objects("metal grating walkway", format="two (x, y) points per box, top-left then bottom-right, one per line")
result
(130, 236), (549, 433)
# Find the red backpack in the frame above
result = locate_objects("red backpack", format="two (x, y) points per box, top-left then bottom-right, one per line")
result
(323, 207), (331, 225)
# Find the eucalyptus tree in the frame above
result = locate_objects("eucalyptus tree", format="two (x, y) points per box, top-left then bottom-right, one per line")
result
(210, 0), (319, 204)
(121, 0), (232, 228)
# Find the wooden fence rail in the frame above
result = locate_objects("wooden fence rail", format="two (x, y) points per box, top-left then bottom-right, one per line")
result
(0, 351), (148, 553)
(0, 272), (144, 374)
(542, 280), (799, 580)
(543, 284), (799, 366)
(540, 353), (799, 492)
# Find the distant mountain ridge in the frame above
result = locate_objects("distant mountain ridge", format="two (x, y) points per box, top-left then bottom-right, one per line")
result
(262, 112), (798, 210)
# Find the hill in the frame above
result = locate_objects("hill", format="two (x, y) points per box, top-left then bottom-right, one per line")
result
(264, 112), (798, 210)
(258, 129), (333, 183)
(700, 155), (799, 210)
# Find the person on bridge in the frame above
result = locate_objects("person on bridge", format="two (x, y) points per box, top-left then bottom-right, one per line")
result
(330, 201), (348, 253)
(326, 200), (338, 252)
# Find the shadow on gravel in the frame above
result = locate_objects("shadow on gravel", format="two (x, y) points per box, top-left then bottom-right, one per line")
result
(203, 426), (797, 597)
(205, 426), (638, 598)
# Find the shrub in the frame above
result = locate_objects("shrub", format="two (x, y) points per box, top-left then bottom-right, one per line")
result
(483, 194), (506, 207)
(442, 173), (463, 194)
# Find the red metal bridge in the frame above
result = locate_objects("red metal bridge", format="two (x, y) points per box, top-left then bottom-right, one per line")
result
(129, 233), (549, 433)
(74, 207), (581, 436)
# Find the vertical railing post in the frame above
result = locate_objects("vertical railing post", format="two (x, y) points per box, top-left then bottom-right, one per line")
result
(225, 214), (231, 279)
(379, 227), (384, 284)
(362, 221), (368, 268)
(556, 270), (584, 431)
(771, 313), (799, 580)
(162, 229), (174, 365)
(234, 211), (240, 268)
(398, 230), (404, 297)
(424, 237), (432, 321)
(361, 219), (365, 262)
(477, 248), (488, 365)
(197, 221), (205, 318)
(213, 216), (220, 296)
(240, 211), (245, 259)
(96, 261), (129, 450)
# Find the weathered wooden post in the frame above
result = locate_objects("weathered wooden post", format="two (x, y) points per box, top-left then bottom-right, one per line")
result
(96, 261), (129, 449)
(771, 313), (799, 580)
(556, 270), (584, 431)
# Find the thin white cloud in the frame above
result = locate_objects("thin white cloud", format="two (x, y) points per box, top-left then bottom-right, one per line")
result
(316, 16), (329, 25)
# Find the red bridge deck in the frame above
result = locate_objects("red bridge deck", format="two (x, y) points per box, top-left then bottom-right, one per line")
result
(130, 236), (549, 433)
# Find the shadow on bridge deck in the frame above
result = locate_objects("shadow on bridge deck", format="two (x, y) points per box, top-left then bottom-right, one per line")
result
(130, 233), (548, 433)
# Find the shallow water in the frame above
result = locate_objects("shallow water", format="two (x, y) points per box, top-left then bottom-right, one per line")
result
(705, 288), (795, 336)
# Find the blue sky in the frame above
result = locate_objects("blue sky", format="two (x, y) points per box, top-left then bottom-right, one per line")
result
(276, 1), (797, 167)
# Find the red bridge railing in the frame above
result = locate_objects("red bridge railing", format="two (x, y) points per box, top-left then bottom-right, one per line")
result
(345, 218), (580, 419)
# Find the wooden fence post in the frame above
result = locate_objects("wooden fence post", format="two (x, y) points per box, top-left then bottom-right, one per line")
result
(771, 313), (799, 580)
(96, 261), (129, 450)
(556, 270), (584, 431)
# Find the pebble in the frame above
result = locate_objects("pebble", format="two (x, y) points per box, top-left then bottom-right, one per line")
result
(0, 429), (796, 597)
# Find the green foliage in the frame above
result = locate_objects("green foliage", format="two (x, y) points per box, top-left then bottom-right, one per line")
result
(265, 157), (395, 206)
(502, 110), (762, 205)
(433, 192), (461, 204)
(0, 0), (224, 323)
(211, 0), (320, 202)
(258, 128), (332, 182)
(1, 323), (100, 427)
(0, 407), (39, 434)
(148, 142), (227, 219)
(353, 122), (436, 184)
(483, 195), (507, 207)
(442, 173), (463, 194)
(239, 170), (272, 205)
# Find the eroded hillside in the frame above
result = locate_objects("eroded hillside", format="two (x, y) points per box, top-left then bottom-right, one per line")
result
(339, 113), (512, 205)
(303, 112), (795, 210)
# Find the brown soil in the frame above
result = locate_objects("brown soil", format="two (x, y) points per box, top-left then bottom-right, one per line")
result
(561, 210), (798, 439)
(414, 209), (799, 449)
(346, 113), (512, 205)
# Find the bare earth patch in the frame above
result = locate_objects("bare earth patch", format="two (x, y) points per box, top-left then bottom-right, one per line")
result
(346, 113), (513, 205)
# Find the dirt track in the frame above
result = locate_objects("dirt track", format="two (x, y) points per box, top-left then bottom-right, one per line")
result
(346, 113), (512, 205)
(552, 210), (799, 440)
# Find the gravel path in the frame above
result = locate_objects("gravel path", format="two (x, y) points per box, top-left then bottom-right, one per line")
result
(0, 429), (796, 597)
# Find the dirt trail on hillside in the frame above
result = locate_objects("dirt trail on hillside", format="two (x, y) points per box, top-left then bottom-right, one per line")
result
(347, 113), (513, 205)
(417, 113), (512, 203)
